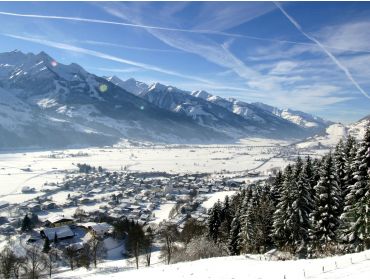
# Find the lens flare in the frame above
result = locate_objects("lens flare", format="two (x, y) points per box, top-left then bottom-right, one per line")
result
(99, 84), (108, 93)
(50, 60), (58, 67)
(140, 106), (144, 110)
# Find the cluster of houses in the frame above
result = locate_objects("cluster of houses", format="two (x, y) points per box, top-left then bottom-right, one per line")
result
(27, 215), (114, 254)
(0, 170), (245, 249)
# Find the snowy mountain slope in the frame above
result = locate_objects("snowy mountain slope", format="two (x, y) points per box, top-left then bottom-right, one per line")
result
(252, 102), (333, 130)
(348, 114), (370, 140)
(139, 83), (312, 138)
(296, 123), (348, 149)
(105, 76), (149, 96)
(0, 50), (230, 148)
(56, 250), (370, 280)
(191, 91), (332, 133)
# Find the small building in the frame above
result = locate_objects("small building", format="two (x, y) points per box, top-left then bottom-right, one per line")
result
(44, 215), (74, 228)
(42, 202), (57, 210)
(27, 203), (41, 212)
(40, 225), (74, 241)
(22, 186), (36, 193)
(86, 222), (113, 237)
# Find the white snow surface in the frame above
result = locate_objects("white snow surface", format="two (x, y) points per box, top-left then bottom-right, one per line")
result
(54, 250), (370, 279)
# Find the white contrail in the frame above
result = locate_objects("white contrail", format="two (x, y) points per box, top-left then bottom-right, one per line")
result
(274, 2), (370, 100)
(0, 10), (369, 54)
(2, 33), (214, 85)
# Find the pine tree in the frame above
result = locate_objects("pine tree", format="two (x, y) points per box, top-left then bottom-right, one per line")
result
(228, 211), (242, 256)
(341, 126), (370, 251)
(43, 238), (51, 253)
(270, 170), (283, 207)
(344, 135), (358, 198)
(290, 157), (314, 254)
(21, 214), (32, 232)
(272, 164), (295, 251)
(310, 153), (341, 253)
(208, 200), (222, 243)
(334, 139), (346, 213)
(220, 196), (233, 242)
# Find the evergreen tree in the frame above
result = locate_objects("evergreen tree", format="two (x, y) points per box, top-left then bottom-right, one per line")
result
(21, 214), (32, 232)
(270, 170), (283, 207)
(43, 238), (51, 253)
(341, 126), (370, 251)
(228, 211), (242, 255)
(334, 139), (346, 213)
(207, 200), (222, 243)
(344, 136), (358, 198)
(220, 196), (233, 241)
(310, 153), (341, 253)
(290, 157), (314, 254)
(272, 164), (295, 251)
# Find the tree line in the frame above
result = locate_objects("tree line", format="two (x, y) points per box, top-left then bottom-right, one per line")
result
(208, 125), (370, 258)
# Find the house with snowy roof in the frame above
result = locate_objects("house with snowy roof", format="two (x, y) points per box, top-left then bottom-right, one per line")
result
(40, 225), (74, 241)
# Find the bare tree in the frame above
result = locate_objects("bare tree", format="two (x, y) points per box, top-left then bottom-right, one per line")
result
(64, 245), (78, 271)
(143, 227), (155, 267)
(159, 222), (179, 264)
(44, 248), (59, 278)
(88, 235), (104, 268)
(126, 223), (145, 269)
(0, 246), (25, 279)
(24, 244), (46, 279)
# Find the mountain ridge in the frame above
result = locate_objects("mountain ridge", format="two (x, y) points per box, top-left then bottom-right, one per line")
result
(0, 50), (359, 149)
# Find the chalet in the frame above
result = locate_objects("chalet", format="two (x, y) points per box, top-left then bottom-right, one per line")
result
(44, 215), (74, 228)
(42, 202), (57, 210)
(27, 203), (41, 212)
(40, 225), (74, 241)
(85, 222), (113, 237)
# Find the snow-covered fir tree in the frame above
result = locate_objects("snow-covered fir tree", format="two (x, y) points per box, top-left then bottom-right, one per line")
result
(290, 157), (314, 254)
(341, 126), (370, 251)
(272, 164), (295, 251)
(208, 200), (222, 243)
(310, 153), (341, 253)
(228, 211), (242, 255)
(270, 170), (283, 207)
(334, 139), (346, 212)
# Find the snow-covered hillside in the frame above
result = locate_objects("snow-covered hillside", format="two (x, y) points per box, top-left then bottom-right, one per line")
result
(348, 115), (370, 140)
(296, 123), (348, 149)
(55, 250), (370, 279)
(105, 76), (149, 95)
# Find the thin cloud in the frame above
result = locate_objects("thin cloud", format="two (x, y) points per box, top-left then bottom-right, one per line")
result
(1, 33), (215, 85)
(275, 2), (370, 100)
(1, 9), (369, 54)
(80, 40), (181, 53)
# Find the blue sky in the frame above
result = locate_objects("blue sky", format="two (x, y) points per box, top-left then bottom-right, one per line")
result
(0, 1), (369, 123)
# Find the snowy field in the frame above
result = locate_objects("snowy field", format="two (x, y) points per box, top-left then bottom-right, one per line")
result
(0, 138), (296, 204)
(53, 250), (370, 279)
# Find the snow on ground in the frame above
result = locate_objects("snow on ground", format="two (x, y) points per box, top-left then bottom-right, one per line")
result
(0, 138), (293, 204)
(54, 250), (370, 280)
(152, 202), (176, 223)
(296, 124), (347, 149)
(201, 191), (236, 209)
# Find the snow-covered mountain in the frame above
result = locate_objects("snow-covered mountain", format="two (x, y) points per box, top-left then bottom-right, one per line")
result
(191, 91), (332, 134)
(0, 50), (228, 148)
(348, 114), (370, 140)
(105, 76), (149, 96)
(0, 50), (355, 149)
(139, 83), (311, 138)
